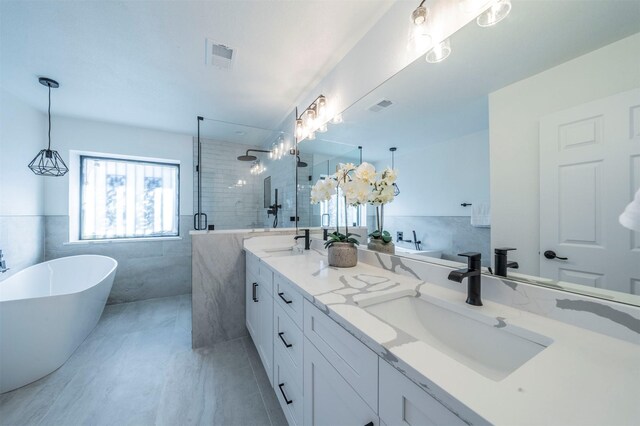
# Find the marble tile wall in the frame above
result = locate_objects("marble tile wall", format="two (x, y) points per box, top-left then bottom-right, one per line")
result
(45, 215), (193, 304)
(0, 215), (44, 282)
(383, 215), (491, 266)
(191, 229), (305, 348)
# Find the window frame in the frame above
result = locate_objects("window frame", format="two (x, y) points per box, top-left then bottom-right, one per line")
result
(78, 154), (180, 241)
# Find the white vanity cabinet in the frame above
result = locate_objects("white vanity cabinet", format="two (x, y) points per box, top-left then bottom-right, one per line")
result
(303, 337), (379, 426)
(379, 361), (466, 426)
(245, 253), (274, 385)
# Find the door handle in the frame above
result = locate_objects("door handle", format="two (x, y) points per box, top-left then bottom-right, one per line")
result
(278, 332), (293, 348)
(278, 383), (293, 404)
(544, 250), (568, 261)
(278, 292), (293, 304)
(252, 283), (258, 302)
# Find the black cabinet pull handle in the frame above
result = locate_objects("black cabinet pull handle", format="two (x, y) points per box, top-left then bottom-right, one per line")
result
(278, 383), (293, 404)
(278, 292), (293, 304)
(252, 283), (258, 302)
(544, 250), (568, 261)
(278, 332), (293, 348)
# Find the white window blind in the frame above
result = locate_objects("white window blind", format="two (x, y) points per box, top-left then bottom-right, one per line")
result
(80, 156), (179, 240)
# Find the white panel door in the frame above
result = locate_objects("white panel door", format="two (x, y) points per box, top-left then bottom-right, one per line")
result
(540, 88), (640, 293)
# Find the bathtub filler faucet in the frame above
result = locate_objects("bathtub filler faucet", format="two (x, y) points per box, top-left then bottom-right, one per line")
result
(448, 252), (482, 306)
(0, 250), (8, 273)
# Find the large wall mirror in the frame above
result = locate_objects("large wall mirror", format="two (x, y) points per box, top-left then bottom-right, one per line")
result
(298, 0), (640, 306)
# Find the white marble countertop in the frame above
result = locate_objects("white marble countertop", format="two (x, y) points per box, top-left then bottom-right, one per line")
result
(244, 237), (640, 425)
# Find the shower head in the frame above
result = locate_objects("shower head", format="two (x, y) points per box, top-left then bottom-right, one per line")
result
(237, 149), (271, 162)
(296, 156), (308, 168)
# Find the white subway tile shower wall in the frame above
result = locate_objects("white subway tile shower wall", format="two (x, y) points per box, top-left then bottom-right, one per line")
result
(193, 138), (265, 230)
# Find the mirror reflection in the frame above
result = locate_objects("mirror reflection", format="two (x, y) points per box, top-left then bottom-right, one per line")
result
(298, 0), (640, 304)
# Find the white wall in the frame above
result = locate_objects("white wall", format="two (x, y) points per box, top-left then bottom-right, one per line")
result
(382, 130), (489, 217)
(0, 89), (45, 216)
(43, 116), (193, 216)
(490, 33), (640, 276)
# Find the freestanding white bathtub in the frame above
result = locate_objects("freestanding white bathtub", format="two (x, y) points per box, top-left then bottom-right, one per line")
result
(0, 255), (117, 393)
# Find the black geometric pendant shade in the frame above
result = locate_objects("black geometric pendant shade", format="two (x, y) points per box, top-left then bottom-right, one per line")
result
(28, 149), (69, 176)
(28, 77), (68, 177)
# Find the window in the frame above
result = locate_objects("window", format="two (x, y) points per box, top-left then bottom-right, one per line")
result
(79, 156), (179, 240)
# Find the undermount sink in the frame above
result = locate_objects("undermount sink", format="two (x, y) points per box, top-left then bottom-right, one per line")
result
(262, 246), (305, 256)
(363, 296), (551, 381)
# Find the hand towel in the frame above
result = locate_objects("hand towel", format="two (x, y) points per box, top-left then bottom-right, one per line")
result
(471, 203), (490, 228)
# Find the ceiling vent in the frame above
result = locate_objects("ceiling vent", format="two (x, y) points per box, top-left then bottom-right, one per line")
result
(206, 39), (235, 70)
(367, 99), (394, 112)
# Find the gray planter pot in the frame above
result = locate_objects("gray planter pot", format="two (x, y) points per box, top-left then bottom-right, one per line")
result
(367, 239), (395, 255)
(328, 242), (358, 268)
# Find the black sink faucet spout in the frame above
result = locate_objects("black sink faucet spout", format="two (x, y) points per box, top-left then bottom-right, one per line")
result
(448, 252), (482, 306)
(294, 229), (311, 250)
(494, 247), (519, 277)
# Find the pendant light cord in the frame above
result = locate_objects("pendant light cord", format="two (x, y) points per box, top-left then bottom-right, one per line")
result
(47, 85), (52, 151)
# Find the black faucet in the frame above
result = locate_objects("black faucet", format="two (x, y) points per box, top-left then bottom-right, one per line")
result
(403, 230), (422, 250)
(294, 229), (311, 250)
(494, 247), (519, 277)
(448, 252), (482, 306)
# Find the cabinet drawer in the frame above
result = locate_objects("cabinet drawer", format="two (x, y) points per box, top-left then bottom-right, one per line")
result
(274, 302), (303, 384)
(379, 361), (466, 426)
(304, 300), (378, 412)
(304, 338), (379, 426)
(274, 346), (304, 426)
(274, 273), (303, 327)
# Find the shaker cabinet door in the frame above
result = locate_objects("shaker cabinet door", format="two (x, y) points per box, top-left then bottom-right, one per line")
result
(304, 338), (379, 426)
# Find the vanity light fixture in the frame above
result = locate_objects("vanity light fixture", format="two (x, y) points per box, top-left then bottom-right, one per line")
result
(28, 77), (69, 177)
(408, 0), (430, 53)
(476, 0), (512, 27)
(295, 94), (340, 143)
(250, 159), (266, 175)
(425, 38), (451, 63)
(411, 0), (428, 25)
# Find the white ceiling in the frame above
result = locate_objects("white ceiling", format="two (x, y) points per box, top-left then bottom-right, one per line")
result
(0, 0), (392, 138)
(306, 0), (640, 161)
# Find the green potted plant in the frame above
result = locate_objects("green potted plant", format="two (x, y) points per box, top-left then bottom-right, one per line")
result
(311, 163), (371, 267)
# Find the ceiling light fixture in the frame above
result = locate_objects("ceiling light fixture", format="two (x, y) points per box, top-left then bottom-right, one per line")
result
(295, 94), (341, 143)
(28, 77), (69, 177)
(476, 0), (512, 27)
(426, 38), (451, 63)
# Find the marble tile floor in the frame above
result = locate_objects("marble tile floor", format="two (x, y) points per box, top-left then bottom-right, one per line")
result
(0, 295), (286, 426)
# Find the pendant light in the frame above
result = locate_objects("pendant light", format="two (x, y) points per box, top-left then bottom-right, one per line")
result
(390, 147), (400, 196)
(477, 0), (512, 27)
(28, 77), (68, 177)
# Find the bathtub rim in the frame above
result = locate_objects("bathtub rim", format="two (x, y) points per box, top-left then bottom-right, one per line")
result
(0, 255), (118, 302)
